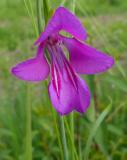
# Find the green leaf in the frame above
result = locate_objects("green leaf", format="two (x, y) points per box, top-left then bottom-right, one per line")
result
(84, 102), (112, 160)
(94, 127), (108, 156)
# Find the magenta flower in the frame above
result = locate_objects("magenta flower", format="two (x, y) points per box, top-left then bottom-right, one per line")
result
(11, 7), (114, 115)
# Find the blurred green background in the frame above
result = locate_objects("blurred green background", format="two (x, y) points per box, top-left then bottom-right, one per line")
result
(0, 0), (127, 159)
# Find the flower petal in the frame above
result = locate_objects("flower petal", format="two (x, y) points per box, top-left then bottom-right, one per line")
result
(48, 66), (90, 115)
(63, 37), (114, 74)
(75, 77), (91, 113)
(48, 77), (76, 115)
(35, 7), (87, 45)
(11, 44), (50, 82)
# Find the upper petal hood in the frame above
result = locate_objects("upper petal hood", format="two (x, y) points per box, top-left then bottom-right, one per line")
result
(35, 7), (87, 45)
(63, 37), (114, 74)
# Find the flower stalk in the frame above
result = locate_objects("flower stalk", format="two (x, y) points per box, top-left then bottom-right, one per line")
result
(25, 85), (32, 160)
(70, 113), (75, 159)
(70, 0), (75, 160)
(59, 117), (69, 160)
(70, 2), (75, 159)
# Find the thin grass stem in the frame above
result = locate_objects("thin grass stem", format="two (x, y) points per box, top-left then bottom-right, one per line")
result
(61, 0), (66, 6)
(64, 118), (79, 160)
(43, 0), (50, 25)
(28, 0), (39, 36)
(70, 113), (75, 160)
(25, 85), (32, 160)
(23, 0), (38, 36)
(72, 0), (76, 13)
(59, 117), (69, 160)
(36, 0), (42, 33)
(52, 110), (64, 160)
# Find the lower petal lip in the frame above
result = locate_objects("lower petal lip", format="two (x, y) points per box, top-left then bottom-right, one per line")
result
(48, 61), (91, 115)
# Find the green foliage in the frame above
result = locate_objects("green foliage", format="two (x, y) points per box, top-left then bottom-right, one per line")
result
(0, 0), (127, 159)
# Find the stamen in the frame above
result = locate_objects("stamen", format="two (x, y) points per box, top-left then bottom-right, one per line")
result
(57, 46), (78, 92)
(64, 61), (78, 92)
(51, 63), (61, 98)
(48, 41), (78, 98)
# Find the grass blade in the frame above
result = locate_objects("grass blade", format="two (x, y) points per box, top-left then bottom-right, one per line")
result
(84, 102), (112, 160)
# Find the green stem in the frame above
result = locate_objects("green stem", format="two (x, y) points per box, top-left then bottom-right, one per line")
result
(70, 2), (76, 160)
(36, 0), (42, 33)
(88, 75), (95, 97)
(28, 0), (39, 36)
(70, 113), (75, 160)
(23, 0), (38, 36)
(41, 1), (67, 159)
(64, 119), (79, 160)
(70, 113), (74, 141)
(76, 115), (82, 160)
(59, 117), (69, 160)
(52, 110), (64, 160)
(72, 0), (76, 13)
(61, 0), (66, 6)
(86, 75), (96, 122)
(43, 0), (49, 26)
(25, 85), (32, 160)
